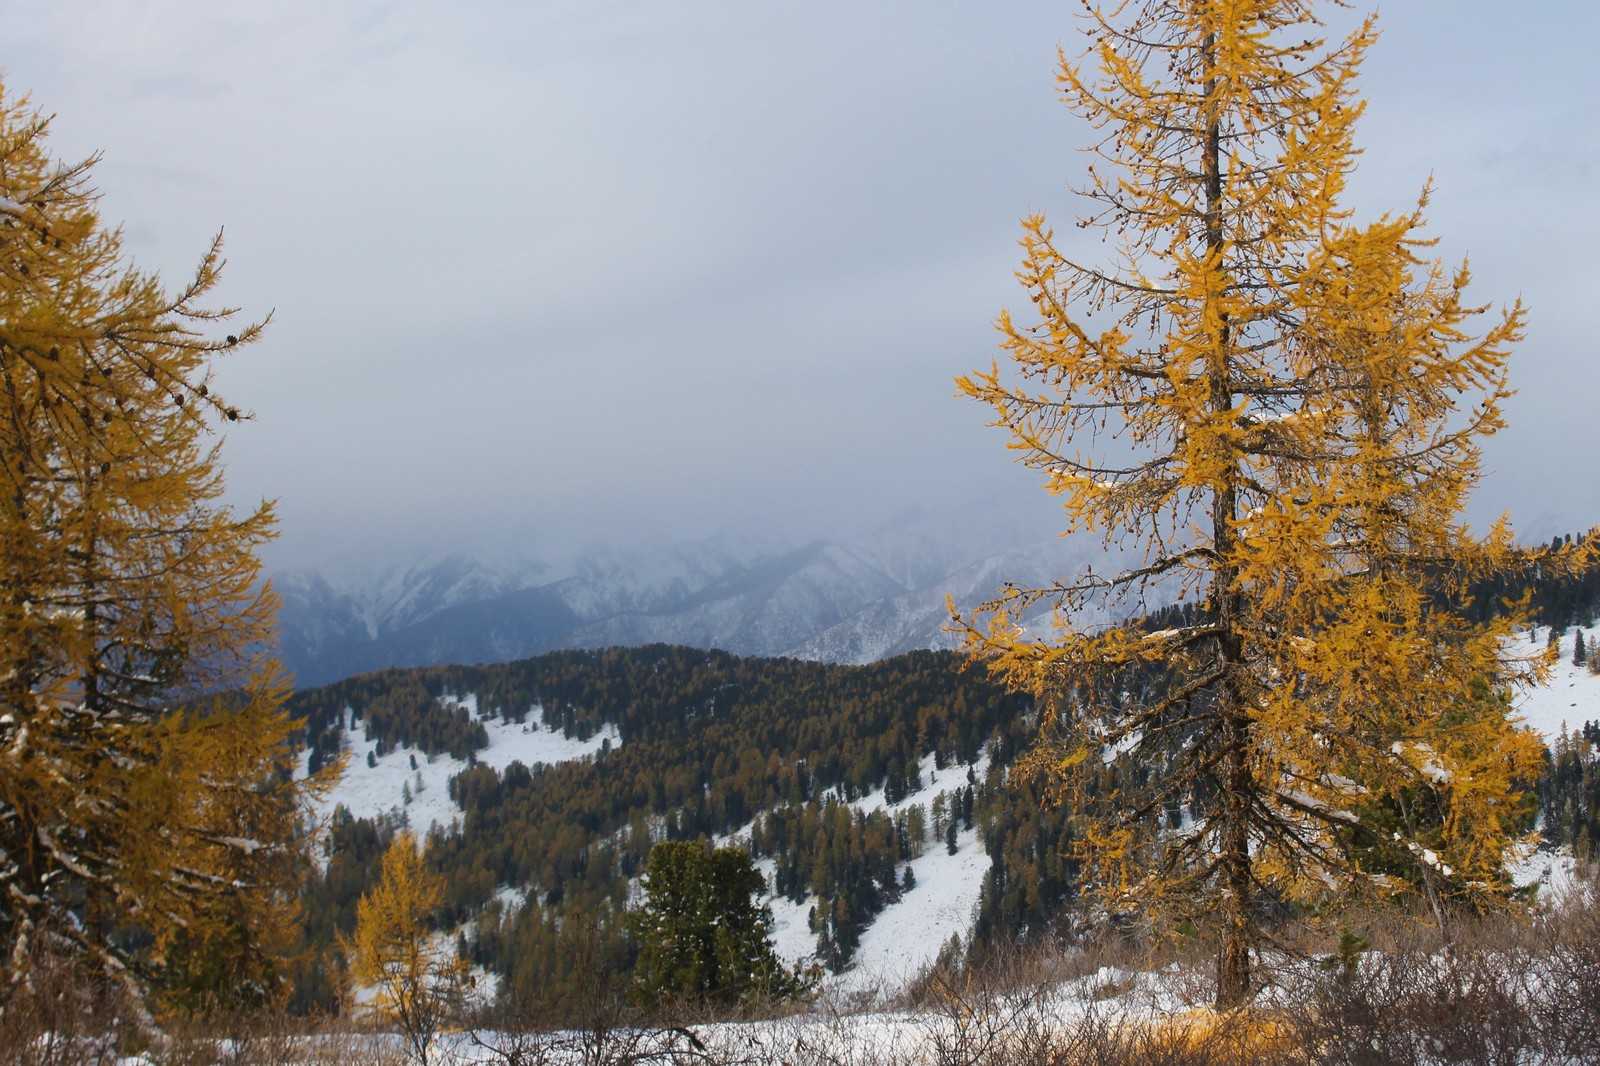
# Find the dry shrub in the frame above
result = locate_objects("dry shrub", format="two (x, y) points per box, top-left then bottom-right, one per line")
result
(1279, 869), (1600, 1066)
(161, 1010), (404, 1066)
(1527, 864), (1600, 1062)
(467, 1015), (726, 1066)
(1140, 1011), (1297, 1066)
(0, 950), (149, 1066)
(1286, 950), (1530, 1066)
(910, 965), (1056, 1066)
(1, 954), (402, 1066)
(891, 937), (1295, 1066)
(876, 885), (1598, 1066)
(466, 966), (749, 1066)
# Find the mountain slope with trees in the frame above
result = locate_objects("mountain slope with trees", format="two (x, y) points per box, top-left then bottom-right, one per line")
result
(287, 646), (1031, 1011)
(286, 557), (1600, 1017)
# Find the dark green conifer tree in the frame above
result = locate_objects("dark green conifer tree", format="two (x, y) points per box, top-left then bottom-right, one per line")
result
(628, 842), (805, 1007)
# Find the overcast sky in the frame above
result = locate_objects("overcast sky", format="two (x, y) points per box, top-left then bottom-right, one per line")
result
(5, 1), (1596, 569)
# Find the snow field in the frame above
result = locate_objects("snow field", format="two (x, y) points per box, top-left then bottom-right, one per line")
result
(308, 694), (620, 838)
(1514, 625), (1600, 743)
(743, 750), (995, 997)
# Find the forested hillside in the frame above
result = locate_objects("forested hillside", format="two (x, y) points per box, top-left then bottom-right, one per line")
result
(288, 647), (1039, 1011)
(287, 637), (1232, 1012)
(282, 528), (1600, 1018)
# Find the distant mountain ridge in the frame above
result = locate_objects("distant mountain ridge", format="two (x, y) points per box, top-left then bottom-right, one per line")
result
(272, 507), (1105, 686)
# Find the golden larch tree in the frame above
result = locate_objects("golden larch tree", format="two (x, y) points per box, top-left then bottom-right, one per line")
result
(1265, 208), (1548, 925)
(956, 1), (1545, 1008)
(0, 83), (330, 1014)
(346, 830), (470, 1066)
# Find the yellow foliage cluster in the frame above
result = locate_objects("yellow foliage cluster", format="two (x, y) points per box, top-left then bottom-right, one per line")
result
(956, 0), (1563, 1007)
(0, 82), (334, 1013)
(345, 831), (471, 1064)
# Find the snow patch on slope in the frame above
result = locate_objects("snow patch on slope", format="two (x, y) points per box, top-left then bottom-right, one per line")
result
(1513, 625), (1600, 742)
(840, 754), (992, 996)
(309, 694), (620, 837)
(840, 821), (990, 997)
(748, 751), (994, 996)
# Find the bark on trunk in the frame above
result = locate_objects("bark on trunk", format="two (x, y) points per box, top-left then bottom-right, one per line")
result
(1202, 22), (1254, 1012)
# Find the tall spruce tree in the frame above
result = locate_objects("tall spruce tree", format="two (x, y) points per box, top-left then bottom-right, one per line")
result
(957, 2), (1544, 1007)
(0, 84), (326, 1013)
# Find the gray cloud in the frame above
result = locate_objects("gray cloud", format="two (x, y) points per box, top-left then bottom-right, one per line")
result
(4, 0), (1595, 568)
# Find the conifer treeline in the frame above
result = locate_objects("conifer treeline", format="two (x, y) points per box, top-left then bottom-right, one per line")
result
(1464, 530), (1600, 629)
(1540, 723), (1600, 860)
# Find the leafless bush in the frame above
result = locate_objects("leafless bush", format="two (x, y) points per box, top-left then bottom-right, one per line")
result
(466, 952), (760, 1066)
(1527, 864), (1600, 1062)
(0, 950), (149, 1066)
(911, 964), (1056, 1066)
(1273, 878), (1600, 1066)
(468, 1022), (706, 1066)
(0, 960), (410, 1066)
(1071, 1013), (1300, 1066)
(161, 1009), (406, 1066)
(773, 999), (1303, 1066)
(468, 1000), (734, 1066)
(1285, 947), (1531, 1066)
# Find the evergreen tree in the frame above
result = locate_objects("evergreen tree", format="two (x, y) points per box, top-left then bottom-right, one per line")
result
(956, 1), (1544, 1006)
(0, 82), (328, 1014)
(1575, 630), (1587, 668)
(628, 841), (804, 1007)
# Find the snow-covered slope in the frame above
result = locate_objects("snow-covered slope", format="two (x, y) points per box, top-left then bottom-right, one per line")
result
(307, 681), (997, 989)
(1514, 625), (1600, 742)
(308, 694), (618, 838)
(751, 752), (994, 992)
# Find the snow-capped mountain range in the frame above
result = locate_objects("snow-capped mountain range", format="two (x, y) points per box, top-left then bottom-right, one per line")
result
(273, 504), (1119, 686)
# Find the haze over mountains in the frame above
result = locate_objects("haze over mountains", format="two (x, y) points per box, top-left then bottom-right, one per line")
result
(272, 503), (1119, 687)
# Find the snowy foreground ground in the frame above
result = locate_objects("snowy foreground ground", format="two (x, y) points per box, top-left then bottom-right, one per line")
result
(112, 914), (1600, 1066)
(269, 972), (1244, 1065)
